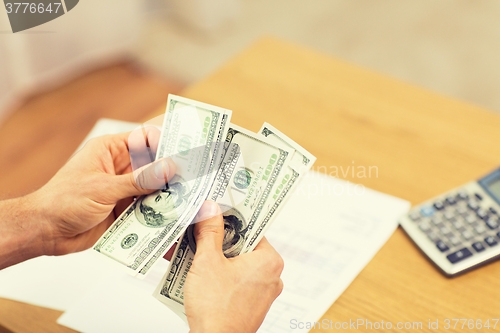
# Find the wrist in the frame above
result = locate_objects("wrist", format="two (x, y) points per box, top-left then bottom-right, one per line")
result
(26, 189), (59, 256)
(0, 193), (52, 269)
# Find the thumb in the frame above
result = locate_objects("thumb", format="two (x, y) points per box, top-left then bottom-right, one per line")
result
(113, 157), (176, 199)
(193, 201), (224, 254)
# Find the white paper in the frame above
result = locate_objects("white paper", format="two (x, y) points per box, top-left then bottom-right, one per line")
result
(258, 171), (410, 332)
(0, 250), (117, 311)
(57, 259), (189, 333)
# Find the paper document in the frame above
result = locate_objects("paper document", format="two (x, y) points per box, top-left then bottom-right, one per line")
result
(57, 259), (189, 333)
(0, 250), (116, 311)
(258, 171), (410, 332)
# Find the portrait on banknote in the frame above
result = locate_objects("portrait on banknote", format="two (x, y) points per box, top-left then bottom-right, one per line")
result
(187, 205), (247, 258)
(136, 176), (189, 228)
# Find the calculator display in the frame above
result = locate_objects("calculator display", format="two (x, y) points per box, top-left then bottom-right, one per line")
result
(487, 179), (500, 200)
(478, 169), (500, 206)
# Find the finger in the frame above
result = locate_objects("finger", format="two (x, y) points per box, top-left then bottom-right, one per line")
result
(111, 157), (176, 199)
(124, 126), (162, 170)
(193, 201), (224, 254)
(144, 127), (161, 156)
(118, 126), (162, 153)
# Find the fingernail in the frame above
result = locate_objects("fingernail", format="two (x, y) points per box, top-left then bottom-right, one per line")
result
(196, 200), (221, 222)
(154, 159), (169, 180)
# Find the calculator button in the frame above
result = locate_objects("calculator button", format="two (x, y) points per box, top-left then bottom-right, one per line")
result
(448, 236), (462, 246)
(462, 230), (475, 240)
(468, 202), (480, 211)
(445, 196), (457, 205)
(484, 236), (498, 247)
(490, 207), (498, 215)
(446, 248), (473, 264)
(418, 222), (432, 233)
(408, 211), (420, 221)
(475, 193), (483, 201)
(439, 227), (453, 237)
(420, 206), (435, 217)
(433, 201), (445, 211)
(456, 206), (468, 215)
(427, 232), (440, 242)
(430, 215), (443, 224)
(486, 219), (499, 230)
(451, 220), (464, 229)
(476, 209), (489, 220)
(443, 211), (454, 220)
(474, 224), (487, 235)
(464, 215), (477, 225)
(457, 191), (469, 201)
(436, 240), (449, 252)
(472, 242), (486, 252)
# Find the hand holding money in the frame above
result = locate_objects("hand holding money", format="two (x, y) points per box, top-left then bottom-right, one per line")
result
(0, 127), (176, 270)
(90, 95), (316, 329)
(36, 130), (176, 256)
(184, 201), (284, 333)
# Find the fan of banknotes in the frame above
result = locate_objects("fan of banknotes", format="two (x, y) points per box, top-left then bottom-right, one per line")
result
(93, 95), (316, 321)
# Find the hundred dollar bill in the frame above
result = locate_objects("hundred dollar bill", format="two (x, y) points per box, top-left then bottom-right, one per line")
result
(153, 124), (293, 314)
(137, 111), (231, 276)
(93, 95), (231, 276)
(242, 122), (316, 252)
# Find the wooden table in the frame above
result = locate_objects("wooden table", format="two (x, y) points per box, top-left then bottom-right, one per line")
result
(3, 37), (500, 332)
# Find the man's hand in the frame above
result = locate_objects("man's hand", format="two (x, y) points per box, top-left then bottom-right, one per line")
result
(32, 128), (176, 256)
(184, 201), (284, 333)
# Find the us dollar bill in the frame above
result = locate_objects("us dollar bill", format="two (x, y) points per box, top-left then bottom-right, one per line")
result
(137, 112), (231, 276)
(242, 122), (316, 252)
(153, 124), (293, 312)
(93, 95), (231, 276)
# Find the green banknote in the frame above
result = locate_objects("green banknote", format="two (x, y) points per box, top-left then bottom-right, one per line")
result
(93, 95), (231, 276)
(154, 124), (293, 313)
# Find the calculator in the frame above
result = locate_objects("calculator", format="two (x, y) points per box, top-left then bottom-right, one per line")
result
(399, 168), (500, 277)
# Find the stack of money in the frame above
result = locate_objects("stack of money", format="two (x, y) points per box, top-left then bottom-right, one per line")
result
(93, 95), (316, 321)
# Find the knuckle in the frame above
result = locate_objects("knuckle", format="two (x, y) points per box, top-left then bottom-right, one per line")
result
(194, 224), (222, 240)
(132, 171), (147, 193)
(265, 251), (284, 274)
(276, 278), (284, 296)
(274, 254), (285, 272)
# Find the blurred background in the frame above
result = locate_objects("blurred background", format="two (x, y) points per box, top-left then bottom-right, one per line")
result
(1, 0), (500, 196)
